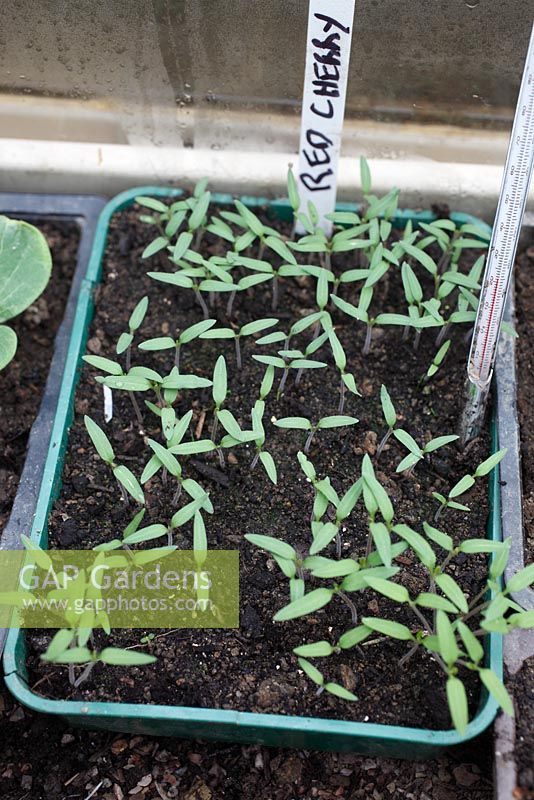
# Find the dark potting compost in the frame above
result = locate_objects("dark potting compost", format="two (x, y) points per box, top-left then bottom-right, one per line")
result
(28, 204), (494, 732)
(0, 220), (80, 532)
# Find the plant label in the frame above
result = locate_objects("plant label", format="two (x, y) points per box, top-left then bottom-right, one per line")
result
(296, 0), (356, 236)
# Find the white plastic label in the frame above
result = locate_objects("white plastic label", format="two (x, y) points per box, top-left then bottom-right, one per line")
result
(296, 0), (356, 236)
(103, 385), (113, 422)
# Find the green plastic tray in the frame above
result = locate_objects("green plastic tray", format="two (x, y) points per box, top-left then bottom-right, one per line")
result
(3, 187), (502, 758)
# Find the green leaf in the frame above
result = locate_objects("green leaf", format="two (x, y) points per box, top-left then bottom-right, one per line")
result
(479, 669), (514, 716)
(396, 453), (420, 473)
(287, 166), (300, 212)
(123, 524), (167, 545)
(188, 191), (211, 230)
(211, 354), (228, 408)
(200, 328), (236, 341)
(360, 155), (372, 194)
(252, 354), (286, 369)
(170, 440), (216, 455)
(142, 236), (168, 259)
(183, 478), (213, 513)
(415, 593), (458, 613)
(193, 512), (207, 566)
(309, 522), (339, 556)
(435, 573), (468, 613)
(436, 610), (460, 665)
(488, 539), (511, 581)
(342, 372), (359, 394)
(168, 409), (193, 447)
(293, 641), (334, 657)
(179, 318), (216, 344)
(446, 676), (469, 734)
(401, 262), (423, 304)
(380, 385), (396, 428)
(291, 578), (305, 605)
(318, 415), (359, 429)
(235, 200), (265, 237)
(375, 313), (414, 326)
(160, 372), (212, 390)
(113, 465), (145, 504)
(265, 235), (297, 265)
(172, 231), (193, 261)
(0, 216), (52, 323)
(393, 524), (436, 569)
(116, 332), (133, 355)
(338, 625), (372, 649)
(0, 325), (17, 371)
(506, 563), (534, 593)
(193, 178), (209, 198)
(274, 588), (333, 621)
(401, 242), (437, 275)
(217, 409), (247, 441)
(423, 522), (454, 552)
(449, 475), (475, 498)
(448, 500), (471, 512)
(298, 657), (324, 686)
(474, 449), (507, 477)
(325, 682), (357, 701)
(170, 494), (208, 529)
(287, 358), (326, 370)
(148, 271), (194, 289)
(83, 355), (124, 375)
(306, 557), (358, 579)
(260, 365), (275, 399)
(508, 610), (534, 629)
(43, 629), (76, 661)
(274, 416), (312, 430)
(128, 296), (149, 331)
(147, 439), (181, 478)
(363, 472), (394, 524)
(342, 566), (398, 592)
(460, 223), (491, 241)
(99, 648), (157, 666)
(336, 480), (363, 521)
(245, 533), (296, 561)
(331, 294), (367, 322)
(130, 366), (163, 382)
(361, 617), (414, 641)
(442, 271), (480, 290)
(457, 621), (484, 663)
(44, 646), (92, 664)
(394, 429), (422, 457)
(424, 435), (459, 453)
(369, 522), (392, 567)
(161, 407), (176, 441)
(84, 416), (114, 463)
(459, 538), (503, 554)
(259, 451), (277, 484)
(102, 375), (151, 391)
(20, 536), (52, 570)
(241, 318), (279, 337)
(364, 576), (410, 603)
(135, 196), (168, 213)
(314, 477), (339, 506)
(328, 329), (346, 371)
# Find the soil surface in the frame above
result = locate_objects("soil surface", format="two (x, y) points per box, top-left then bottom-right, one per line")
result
(0, 688), (493, 800)
(511, 249), (534, 794)
(509, 656), (534, 796)
(26, 203), (495, 733)
(516, 249), (534, 566)
(0, 219), (80, 532)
